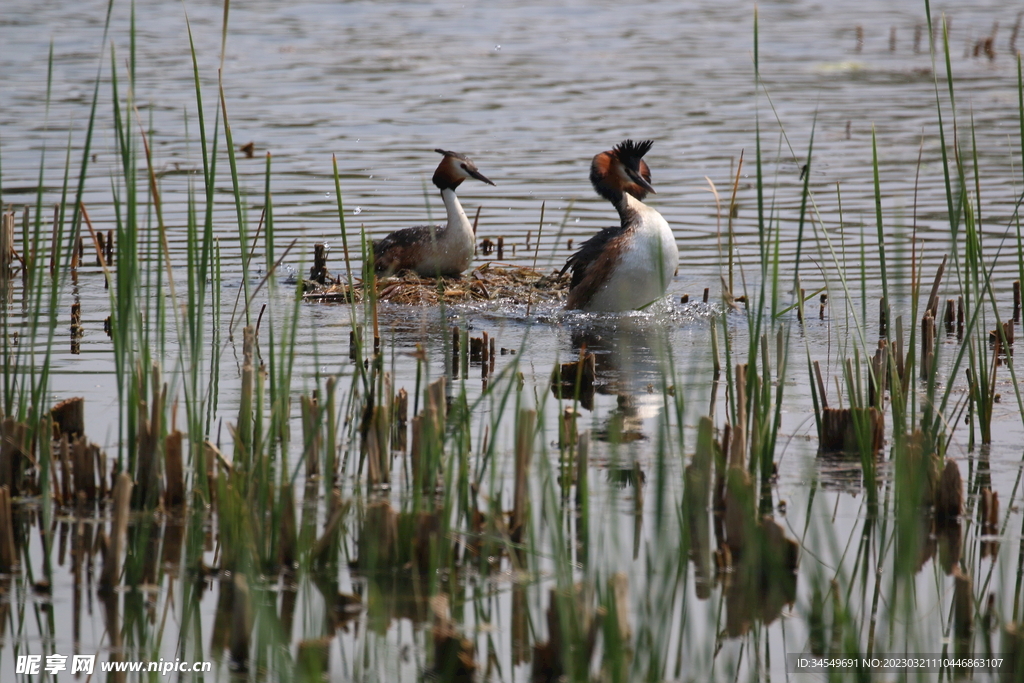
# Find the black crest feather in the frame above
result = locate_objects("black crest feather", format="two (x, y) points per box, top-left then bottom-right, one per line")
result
(435, 148), (469, 161)
(613, 139), (654, 161)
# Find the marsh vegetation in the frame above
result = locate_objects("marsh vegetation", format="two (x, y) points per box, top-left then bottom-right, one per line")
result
(2, 0), (1024, 681)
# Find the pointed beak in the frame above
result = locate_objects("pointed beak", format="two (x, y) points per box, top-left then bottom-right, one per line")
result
(626, 167), (655, 194)
(468, 167), (496, 186)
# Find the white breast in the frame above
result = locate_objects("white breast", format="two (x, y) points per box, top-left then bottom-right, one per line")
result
(413, 188), (474, 276)
(582, 197), (678, 312)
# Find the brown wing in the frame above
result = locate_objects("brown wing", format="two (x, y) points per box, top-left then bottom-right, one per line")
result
(372, 225), (440, 274)
(561, 225), (629, 310)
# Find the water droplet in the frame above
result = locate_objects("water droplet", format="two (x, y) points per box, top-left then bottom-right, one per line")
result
(575, 217), (580, 223)
(494, 44), (501, 51)
(368, 174), (374, 179)
(353, 207), (362, 215)
(325, 192), (331, 198)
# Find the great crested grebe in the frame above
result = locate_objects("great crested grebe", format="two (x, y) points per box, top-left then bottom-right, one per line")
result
(560, 139), (678, 311)
(371, 149), (495, 277)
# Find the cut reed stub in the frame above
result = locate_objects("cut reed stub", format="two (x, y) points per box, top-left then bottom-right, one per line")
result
(362, 405), (390, 487)
(163, 430), (185, 508)
(973, 34), (996, 61)
(979, 487), (1000, 559)
(0, 486), (17, 572)
(817, 407), (884, 455)
(551, 352), (596, 393)
(278, 484), (297, 570)
(70, 436), (102, 504)
(920, 313), (935, 379)
(0, 212), (15, 294)
(0, 418), (32, 496)
(306, 242), (331, 286)
(867, 340), (888, 408)
(99, 472), (132, 594)
(559, 407), (579, 450)
(312, 491), (348, 567)
(953, 569), (974, 646)
(392, 387), (409, 451)
(300, 394), (321, 479)
(719, 513), (799, 638)
(70, 302), (82, 335)
(51, 397), (85, 438)
(683, 420), (713, 598)
(73, 235), (84, 271)
(354, 500), (398, 571)
(530, 585), (602, 683)
(69, 302), (81, 350)
(229, 573), (253, 673)
(957, 296), (965, 338)
(349, 327), (361, 361)
(469, 334), (485, 363)
(1014, 280), (1021, 323)
(989, 321), (1014, 347)
(935, 458), (963, 525)
(431, 605), (478, 683)
(511, 409), (536, 546)
(944, 298), (956, 332)
(94, 231), (105, 268)
(550, 352), (596, 410)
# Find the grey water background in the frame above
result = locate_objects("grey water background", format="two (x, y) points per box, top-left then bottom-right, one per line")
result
(2, 0), (1024, 680)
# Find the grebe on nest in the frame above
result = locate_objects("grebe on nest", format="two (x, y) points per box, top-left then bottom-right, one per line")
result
(560, 139), (678, 311)
(372, 149), (495, 277)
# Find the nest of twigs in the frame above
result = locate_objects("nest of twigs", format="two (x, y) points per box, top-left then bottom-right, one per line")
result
(302, 263), (569, 306)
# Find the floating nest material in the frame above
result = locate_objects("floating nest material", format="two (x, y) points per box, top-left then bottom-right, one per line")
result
(302, 263), (569, 306)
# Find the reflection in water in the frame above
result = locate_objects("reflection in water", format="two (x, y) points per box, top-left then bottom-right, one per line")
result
(568, 317), (674, 394)
(553, 315), (677, 440)
(816, 451), (870, 496)
(2, 0), (1024, 679)
(685, 417), (800, 639)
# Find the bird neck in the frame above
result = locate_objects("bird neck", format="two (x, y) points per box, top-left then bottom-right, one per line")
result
(615, 192), (645, 228)
(441, 188), (473, 239)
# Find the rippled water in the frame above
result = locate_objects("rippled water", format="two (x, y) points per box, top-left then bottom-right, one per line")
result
(3, 0), (1022, 440)
(2, 0), (1024, 680)
(4, 0), (1022, 269)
